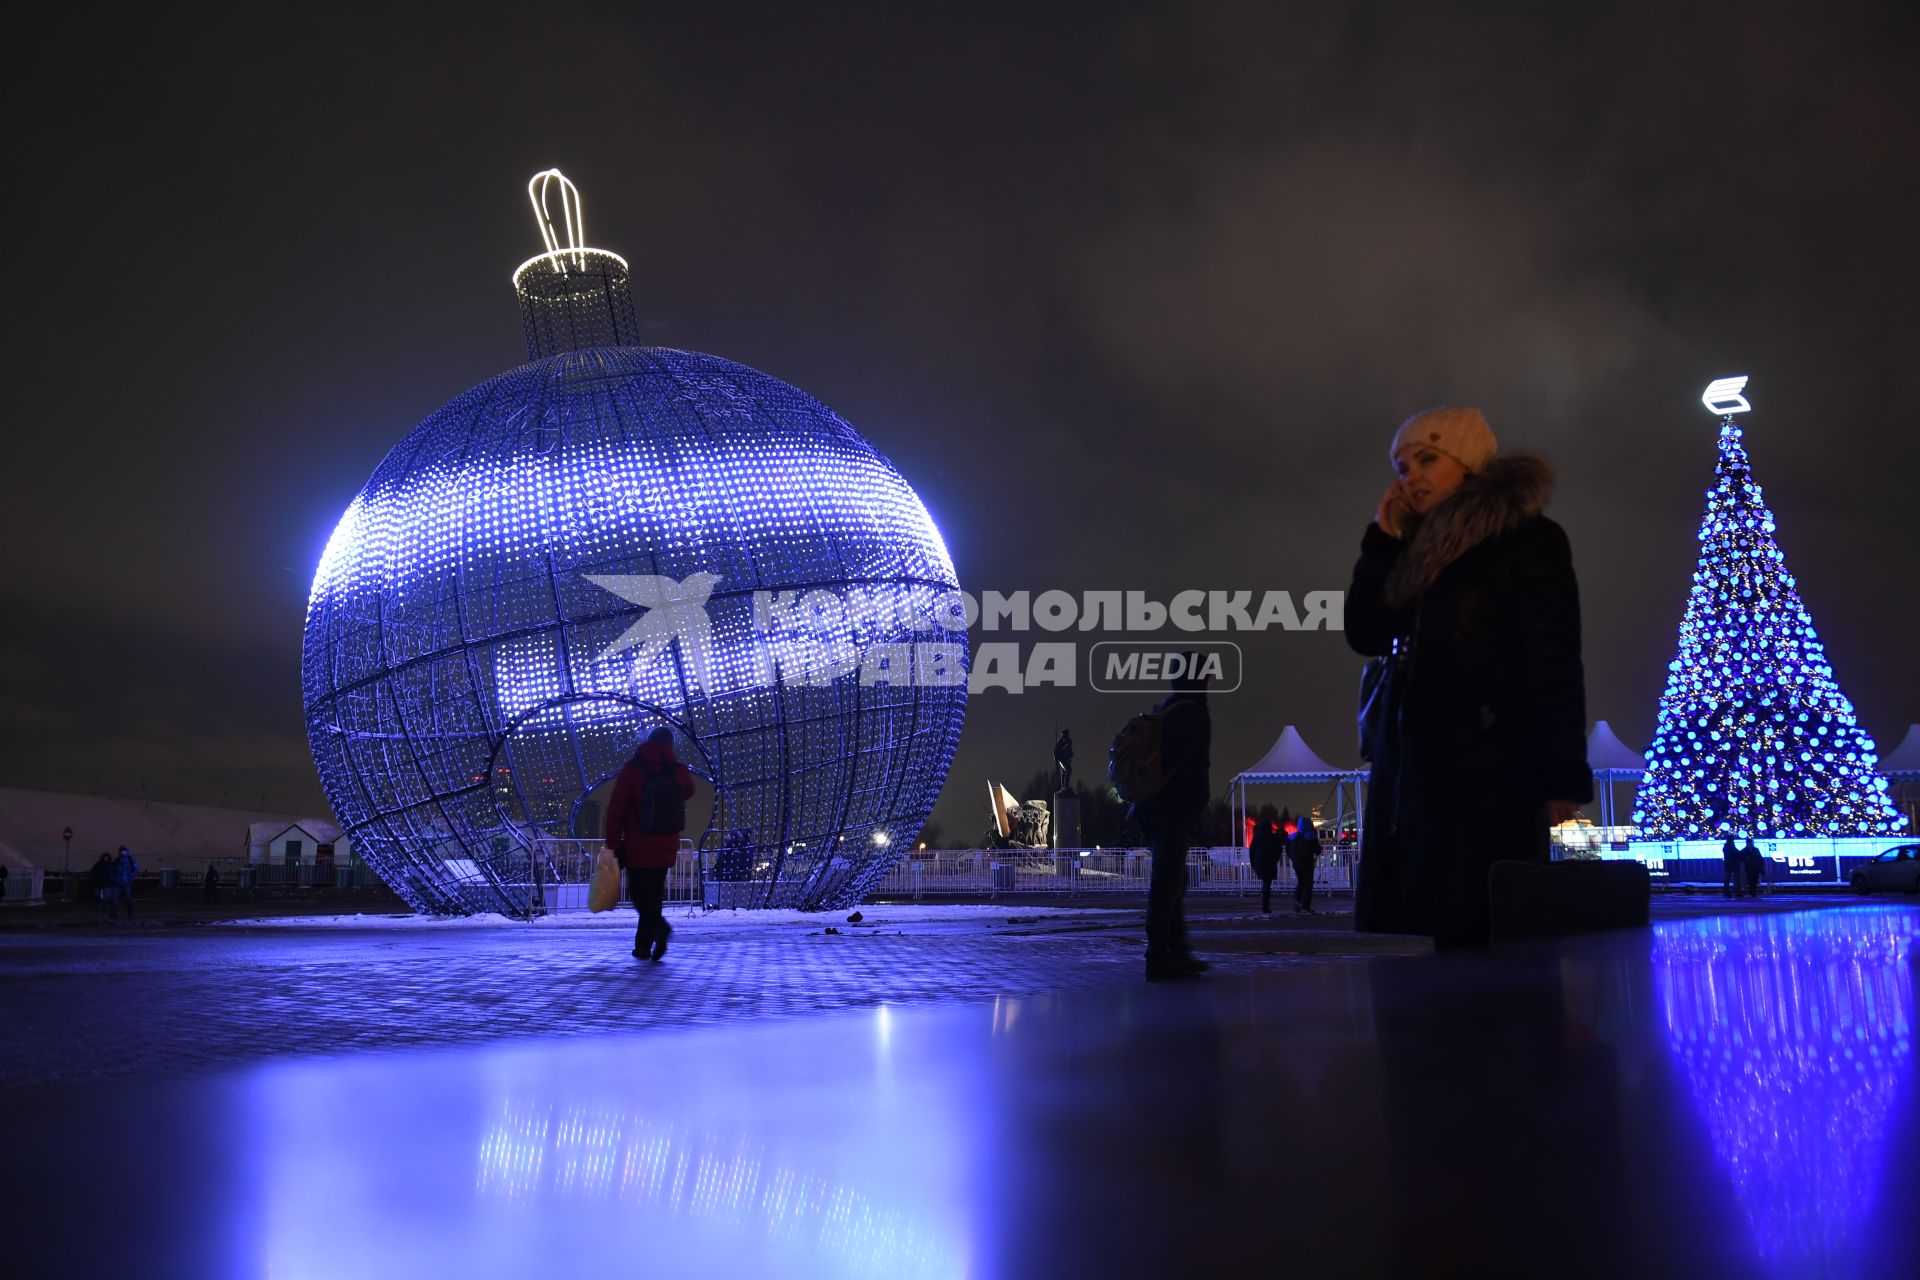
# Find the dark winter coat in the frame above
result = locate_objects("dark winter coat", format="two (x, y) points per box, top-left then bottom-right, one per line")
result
(1130, 690), (1211, 839)
(604, 740), (697, 869)
(1249, 824), (1283, 881)
(1347, 454), (1591, 945)
(1288, 825), (1322, 873)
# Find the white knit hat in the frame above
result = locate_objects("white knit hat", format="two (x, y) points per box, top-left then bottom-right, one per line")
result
(1390, 407), (1497, 473)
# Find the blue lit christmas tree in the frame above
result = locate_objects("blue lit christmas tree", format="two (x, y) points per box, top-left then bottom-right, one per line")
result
(1635, 377), (1903, 840)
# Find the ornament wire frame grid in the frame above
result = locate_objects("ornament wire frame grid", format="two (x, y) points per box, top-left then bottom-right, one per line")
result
(513, 249), (643, 358)
(303, 346), (968, 915)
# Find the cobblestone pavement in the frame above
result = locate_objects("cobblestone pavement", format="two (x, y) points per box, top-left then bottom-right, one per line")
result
(0, 903), (1388, 1084)
(6, 900), (1913, 1279)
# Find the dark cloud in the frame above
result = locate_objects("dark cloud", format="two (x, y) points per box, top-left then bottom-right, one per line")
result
(3, 1), (1914, 839)
(0, 597), (323, 812)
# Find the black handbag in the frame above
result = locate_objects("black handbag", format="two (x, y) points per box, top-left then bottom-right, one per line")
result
(1488, 859), (1651, 941)
(1356, 637), (1409, 763)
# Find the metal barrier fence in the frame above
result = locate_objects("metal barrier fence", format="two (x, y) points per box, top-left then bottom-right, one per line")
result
(240, 863), (382, 889)
(0, 868), (45, 903)
(863, 848), (1354, 901)
(519, 843), (1353, 913)
(524, 839), (703, 915)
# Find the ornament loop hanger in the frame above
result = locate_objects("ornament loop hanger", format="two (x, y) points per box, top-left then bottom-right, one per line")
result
(527, 168), (587, 273)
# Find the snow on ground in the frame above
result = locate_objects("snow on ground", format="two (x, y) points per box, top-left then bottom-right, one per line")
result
(216, 904), (1116, 930)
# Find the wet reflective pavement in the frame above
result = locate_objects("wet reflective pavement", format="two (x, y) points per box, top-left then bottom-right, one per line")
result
(4, 904), (1916, 1278)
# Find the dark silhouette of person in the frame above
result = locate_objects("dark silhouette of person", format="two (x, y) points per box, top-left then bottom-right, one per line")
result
(203, 862), (221, 903)
(1249, 817), (1283, 914)
(1054, 729), (1074, 790)
(1740, 838), (1764, 897)
(1126, 658), (1212, 980)
(605, 726), (697, 961)
(89, 853), (114, 916)
(715, 828), (753, 882)
(1289, 819), (1324, 914)
(1721, 835), (1740, 899)
(111, 846), (137, 919)
(1347, 408), (1590, 946)
(0, 863), (9, 901)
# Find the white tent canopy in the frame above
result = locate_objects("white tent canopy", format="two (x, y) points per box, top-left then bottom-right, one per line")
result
(1586, 720), (1645, 831)
(0, 786), (336, 874)
(1879, 724), (1920, 779)
(1237, 725), (1352, 781)
(1587, 721), (1648, 775)
(1229, 718), (1659, 847)
(1229, 725), (1366, 849)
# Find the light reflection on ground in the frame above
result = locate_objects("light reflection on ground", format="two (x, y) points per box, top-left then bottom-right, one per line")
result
(1655, 907), (1916, 1277)
(247, 1009), (973, 1279)
(471, 1098), (960, 1277)
(7, 902), (1919, 1278)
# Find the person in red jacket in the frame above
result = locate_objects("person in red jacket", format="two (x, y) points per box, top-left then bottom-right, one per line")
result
(604, 726), (697, 960)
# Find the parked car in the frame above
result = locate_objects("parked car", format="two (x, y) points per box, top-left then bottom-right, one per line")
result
(1849, 844), (1920, 895)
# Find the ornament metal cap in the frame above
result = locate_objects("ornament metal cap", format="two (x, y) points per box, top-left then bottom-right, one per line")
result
(511, 168), (640, 358)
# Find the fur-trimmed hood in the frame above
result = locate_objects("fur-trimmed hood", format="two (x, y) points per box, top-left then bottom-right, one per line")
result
(1385, 454), (1553, 606)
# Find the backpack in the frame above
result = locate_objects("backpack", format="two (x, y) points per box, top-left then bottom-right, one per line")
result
(638, 758), (686, 836)
(1109, 706), (1171, 804)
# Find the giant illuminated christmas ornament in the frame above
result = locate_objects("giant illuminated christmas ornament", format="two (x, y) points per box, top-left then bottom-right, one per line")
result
(1633, 377), (1902, 839)
(303, 171), (968, 913)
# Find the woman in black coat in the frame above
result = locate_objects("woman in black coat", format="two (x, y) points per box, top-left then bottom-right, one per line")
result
(1248, 814), (1283, 914)
(1347, 407), (1590, 946)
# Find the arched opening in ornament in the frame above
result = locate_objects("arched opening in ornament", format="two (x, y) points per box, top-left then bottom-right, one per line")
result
(485, 693), (719, 854)
(569, 754), (719, 853)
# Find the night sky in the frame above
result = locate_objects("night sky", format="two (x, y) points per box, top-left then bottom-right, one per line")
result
(6, 2), (1916, 841)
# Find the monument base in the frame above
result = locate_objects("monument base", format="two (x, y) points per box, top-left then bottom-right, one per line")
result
(1051, 790), (1080, 850)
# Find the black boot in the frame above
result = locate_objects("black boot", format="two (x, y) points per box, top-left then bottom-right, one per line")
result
(1146, 947), (1207, 981)
(650, 919), (672, 962)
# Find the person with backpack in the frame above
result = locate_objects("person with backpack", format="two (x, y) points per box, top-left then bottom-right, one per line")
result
(1347, 407), (1590, 947)
(1115, 661), (1213, 981)
(605, 726), (697, 961)
(1288, 819), (1324, 915)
